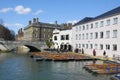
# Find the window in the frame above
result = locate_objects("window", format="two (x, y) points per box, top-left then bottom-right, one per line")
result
(86, 44), (88, 49)
(95, 32), (98, 39)
(86, 33), (88, 39)
(100, 21), (104, 27)
(113, 44), (117, 51)
(79, 26), (81, 31)
(76, 34), (78, 40)
(100, 44), (103, 50)
(90, 33), (93, 39)
(79, 44), (81, 48)
(113, 17), (118, 24)
(86, 25), (89, 30)
(54, 36), (57, 40)
(90, 44), (93, 49)
(106, 44), (110, 50)
(82, 44), (85, 48)
(100, 32), (104, 38)
(76, 26), (78, 31)
(61, 35), (65, 40)
(76, 44), (78, 48)
(95, 22), (98, 28)
(79, 34), (81, 40)
(82, 34), (84, 40)
(113, 30), (117, 38)
(95, 44), (98, 49)
(106, 19), (110, 26)
(66, 35), (69, 40)
(106, 31), (110, 38)
(83, 26), (85, 30)
(91, 23), (93, 28)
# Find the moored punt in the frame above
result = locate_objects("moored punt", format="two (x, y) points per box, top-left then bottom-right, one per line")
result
(30, 52), (98, 62)
(84, 64), (120, 74)
(110, 74), (120, 80)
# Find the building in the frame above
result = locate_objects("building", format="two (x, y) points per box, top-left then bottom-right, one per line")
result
(72, 6), (120, 58)
(61, 23), (72, 30)
(52, 29), (72, 51)
(16, 28), (24, 41)
(23, 18), (61, 41)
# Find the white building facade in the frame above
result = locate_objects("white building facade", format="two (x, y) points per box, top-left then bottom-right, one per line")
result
(72, 7), (120, 58)
(52, 29), (72, 51)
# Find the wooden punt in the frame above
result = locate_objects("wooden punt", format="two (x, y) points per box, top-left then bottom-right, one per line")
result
(84, 64), (120, 74)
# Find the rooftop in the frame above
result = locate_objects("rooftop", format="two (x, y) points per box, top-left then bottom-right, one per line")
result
(74, 6), (120, 26)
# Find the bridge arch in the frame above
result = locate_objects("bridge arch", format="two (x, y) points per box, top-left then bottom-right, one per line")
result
(24, 45), (41, 52)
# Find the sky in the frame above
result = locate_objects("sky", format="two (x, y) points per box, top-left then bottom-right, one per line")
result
(0, 0), (120, 34)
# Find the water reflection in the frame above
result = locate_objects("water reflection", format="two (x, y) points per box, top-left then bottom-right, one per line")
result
(0, 53), (112, 80)
(16, 46), (30, 54)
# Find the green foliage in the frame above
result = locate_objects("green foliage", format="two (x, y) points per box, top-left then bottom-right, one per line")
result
(45, 40), (52, 48)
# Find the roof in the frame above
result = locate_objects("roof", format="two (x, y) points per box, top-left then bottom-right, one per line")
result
(74, 17), (93, 26)
(24, 22), (61, 30)
(74, 6), (120, 26)
(94, 6), (120, 20)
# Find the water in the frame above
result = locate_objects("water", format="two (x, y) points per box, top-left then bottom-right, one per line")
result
(0, 53), (113, 80)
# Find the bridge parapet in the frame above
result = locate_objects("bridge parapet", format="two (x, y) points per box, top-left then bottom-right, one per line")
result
(0, 41), (47, 51)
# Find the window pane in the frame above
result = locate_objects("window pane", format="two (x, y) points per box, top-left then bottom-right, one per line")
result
(91, 23), (93, 28)
(76, 34), (78, 40)
(82, 34), (84, 40)
(95, 32), (98, 39)
(113, 44), (117, 51)
(54, 36), (57, 40)
(113, 30), (117, 38)
(95, 44), (98, 49)
(86, 33), (88, 39)
(90, 33), (93, 39)
(100, 32), (104, 38)
(106, 31), (110, 38)
(100, 44), (103, 50)
(66, 35), (69, 40)
(106, 19), (110, 26)
(113, 18), (118, 24)
(95, 22), (98, 28)
(100, 21), (104, 27)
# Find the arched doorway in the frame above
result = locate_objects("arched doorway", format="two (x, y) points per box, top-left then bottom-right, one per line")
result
(68, 45), (72, 51)
(60, 44), (63, 50)
(64, 44), (67, 51)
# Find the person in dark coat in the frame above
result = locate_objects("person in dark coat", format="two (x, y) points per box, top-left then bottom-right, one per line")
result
(103, 50), (106, 56)
(82, 48), (84, 54)
(93, 49), (96, 56)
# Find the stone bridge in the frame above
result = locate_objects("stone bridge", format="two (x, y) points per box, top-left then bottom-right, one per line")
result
(0, 41), (47, 52)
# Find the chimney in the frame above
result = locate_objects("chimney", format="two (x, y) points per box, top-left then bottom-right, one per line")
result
(36, 18), (39, 23)
(33, 18), (36, 23)
(29, 20), (32, 25)
(21, 28), (22, 33)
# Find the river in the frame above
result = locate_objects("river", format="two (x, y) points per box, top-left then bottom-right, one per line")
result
(0, 53), (113, 80)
